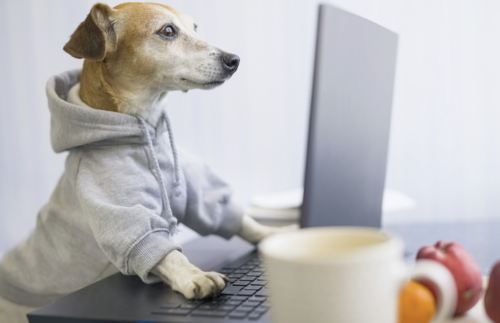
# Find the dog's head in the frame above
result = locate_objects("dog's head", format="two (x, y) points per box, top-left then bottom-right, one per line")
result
(64, 2), (239, 92)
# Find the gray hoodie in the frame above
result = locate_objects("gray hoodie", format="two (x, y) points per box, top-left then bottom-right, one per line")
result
(0, 70), (244, 307)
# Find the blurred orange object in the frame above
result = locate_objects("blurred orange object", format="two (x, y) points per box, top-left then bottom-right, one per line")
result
(398, 281), (436, 323)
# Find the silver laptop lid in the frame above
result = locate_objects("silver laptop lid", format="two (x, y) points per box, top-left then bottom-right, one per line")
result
(301, 4), (398, 228)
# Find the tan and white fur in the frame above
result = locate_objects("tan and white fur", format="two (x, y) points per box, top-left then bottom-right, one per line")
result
(70, 2), (295, 303)
(64, 2), (241, 126)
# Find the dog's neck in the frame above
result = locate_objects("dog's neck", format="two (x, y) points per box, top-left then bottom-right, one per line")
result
(79, 60), (167, 125)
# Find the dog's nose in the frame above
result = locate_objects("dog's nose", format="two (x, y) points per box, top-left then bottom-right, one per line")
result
(222, 52), (240, 73)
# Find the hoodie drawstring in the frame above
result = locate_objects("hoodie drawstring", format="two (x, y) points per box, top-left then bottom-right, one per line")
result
(163, 113), (181, 194)
(137, 116), (178, 235)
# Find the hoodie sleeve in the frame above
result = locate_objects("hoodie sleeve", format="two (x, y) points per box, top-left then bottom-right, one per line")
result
(178, 148), (244, 239)
(75, 147), (181, 284)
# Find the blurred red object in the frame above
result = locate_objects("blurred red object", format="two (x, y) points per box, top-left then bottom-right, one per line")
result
(485, 261), (500, 323)
(416, 240), (482, 315)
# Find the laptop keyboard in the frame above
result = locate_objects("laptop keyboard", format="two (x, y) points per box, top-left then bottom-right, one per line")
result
(152, 255), (269, 320)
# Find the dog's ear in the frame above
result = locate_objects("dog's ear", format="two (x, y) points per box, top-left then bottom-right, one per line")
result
(63, 3), (116, 60)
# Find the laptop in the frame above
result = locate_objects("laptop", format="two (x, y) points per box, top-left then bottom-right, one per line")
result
(28, 4), (398, 323)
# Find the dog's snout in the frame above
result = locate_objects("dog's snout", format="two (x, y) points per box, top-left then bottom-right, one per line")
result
(221, 52), (240, 73)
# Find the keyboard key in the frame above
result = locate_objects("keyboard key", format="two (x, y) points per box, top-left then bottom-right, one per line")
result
(213, 310), (229, 316)
(242, 301), (258, 306)
(190, 310), (213, 315)
(238, 305), (256, 311)
(248, 312), (264, 320)
(229, 296), (248, 301)
(255, 289), (267, 297)
(233, 280), (250, 286)
(228, 273), (244, 278)
(248, 295), (266, 302)
(204, 300), (219, 305)
(239, 276), (256, 281)
(205, 299), (225, 305)
(254, 306), (268, 313)
(226, 300), (244, 306)
(246, 272), (261, 277)
(211, 296), (229, 303)
(221, 285), (242, 295)
(179, 304), (199, 309)
(198, 304), (218, 310)
(244, 285), (262, 290)
(234, 307), (252, 313)
(218, 305), (236, 311)
(233, 269), (250, 274)
(251, 281), (266, 286)
(229, 311), (248, 319)
(238, 290), (256, 296)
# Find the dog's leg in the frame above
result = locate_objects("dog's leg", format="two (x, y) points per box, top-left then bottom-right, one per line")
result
(151, 250), (229, 299)
(237, 214), (299, 245)
(152, 215), (297, 300)
(0, 294), (35, 323)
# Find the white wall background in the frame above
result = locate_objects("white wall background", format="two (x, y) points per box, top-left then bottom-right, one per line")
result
(1, 0), (500, 256)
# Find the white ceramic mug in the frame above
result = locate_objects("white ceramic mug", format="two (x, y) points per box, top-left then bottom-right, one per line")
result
(259, 227), (456, 323)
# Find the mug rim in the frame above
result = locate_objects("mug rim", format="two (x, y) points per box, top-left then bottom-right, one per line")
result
(258, 226), (404, 264)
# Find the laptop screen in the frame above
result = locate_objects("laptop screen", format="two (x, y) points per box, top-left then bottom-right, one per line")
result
(301, 4), (398, 228)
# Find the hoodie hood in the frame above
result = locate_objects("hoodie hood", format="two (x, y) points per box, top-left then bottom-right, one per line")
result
(46, 69), (180, 235)
(46, 69), (161, 153)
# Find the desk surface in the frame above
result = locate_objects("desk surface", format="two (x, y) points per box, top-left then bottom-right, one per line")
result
(29, 221), (500, 323)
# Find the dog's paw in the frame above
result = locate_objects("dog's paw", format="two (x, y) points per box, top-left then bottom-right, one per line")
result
(238, 215), (299, 245)
(151, 250), (229, 300)
(171, 271), (229, 299)
(256, 223), (299, 243)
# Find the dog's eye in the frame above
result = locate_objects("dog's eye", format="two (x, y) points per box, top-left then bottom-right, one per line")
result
(160, 25), (176, 38)
(194, 23), (198, 32)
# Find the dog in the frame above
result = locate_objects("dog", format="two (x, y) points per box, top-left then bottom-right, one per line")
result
(0, 3), (296, 322)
